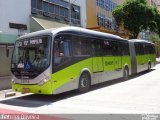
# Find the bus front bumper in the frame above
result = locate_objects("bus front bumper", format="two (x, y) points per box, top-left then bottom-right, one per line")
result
(11, 81), (53, 94)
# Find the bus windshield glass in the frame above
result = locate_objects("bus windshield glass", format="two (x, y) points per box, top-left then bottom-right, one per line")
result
(11, 36), (51, 79)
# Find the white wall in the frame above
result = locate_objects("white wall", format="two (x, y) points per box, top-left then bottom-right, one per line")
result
(64, 0), (86, 28)
(0, 0), (86, 33)
(0, 0), (31, 35)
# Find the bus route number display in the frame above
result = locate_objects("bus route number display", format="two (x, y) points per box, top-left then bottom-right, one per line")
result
(18, 39), (42, 46)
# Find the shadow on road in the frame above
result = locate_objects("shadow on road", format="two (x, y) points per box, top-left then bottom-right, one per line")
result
(0, 69), (155, 108)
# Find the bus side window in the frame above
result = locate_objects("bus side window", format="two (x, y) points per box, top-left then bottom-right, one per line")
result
(121, 42), (129, 56)
(135, 42), (145, 55)
(135, 43), (141, 55)
(103, 40), (113, 56)
(151, 45), (156, 54)
(144, 43), (149, 54)
(147, 44), (155, 54)
(53, 35), (71, 68)
(72, 35), (91, 56)
(112, 41), (120, 56)
(92, 39), (103, 56)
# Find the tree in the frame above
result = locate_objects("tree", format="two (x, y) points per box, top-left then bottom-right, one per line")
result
(113, 0), (158, 39)
(155, 10), (160, 37)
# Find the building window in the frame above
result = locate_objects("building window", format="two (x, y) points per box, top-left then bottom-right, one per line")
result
(97, 13), (114, 30)
(64, 8), (69, 18)
(31, 0), (81, 25)
(54, 5), (59, 15)
(60, 7), (65, 17)
(31, 0), (36, 8)
(49, 4), (54, 13)
(96, 0), (117, 12)
(43, 2), (49, 12)
(37, 0), (42, 10)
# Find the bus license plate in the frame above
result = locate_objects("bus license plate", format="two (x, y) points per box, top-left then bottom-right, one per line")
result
(22, 88), (30, 93)
(21, 79), (29, 83)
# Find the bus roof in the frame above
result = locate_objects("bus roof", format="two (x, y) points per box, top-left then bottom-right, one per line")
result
(18, 26), (124, 40)
(129, 39), (154, 44)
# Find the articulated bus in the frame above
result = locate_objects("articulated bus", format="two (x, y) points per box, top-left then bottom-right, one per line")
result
(11, 27), (156, 94)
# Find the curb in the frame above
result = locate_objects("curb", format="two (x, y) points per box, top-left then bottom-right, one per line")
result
(5, 92), (16, 98)
(0, 89), (15, 99)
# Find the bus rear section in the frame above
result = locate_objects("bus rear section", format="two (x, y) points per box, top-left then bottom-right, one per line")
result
(129, 39), (156, 74)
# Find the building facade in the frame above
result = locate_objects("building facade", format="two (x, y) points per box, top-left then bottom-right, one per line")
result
(0, 0), (31, 76)
(86, 0), (128, 38)
(0, 0), (85, 77)
(30, 0), (86, 32)
(0, 0), (86, 44)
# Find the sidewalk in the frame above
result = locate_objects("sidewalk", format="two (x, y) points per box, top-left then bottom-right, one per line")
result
(0, 89), (13, 99)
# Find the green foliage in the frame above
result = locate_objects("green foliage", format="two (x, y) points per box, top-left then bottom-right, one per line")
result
(155, 11), (160, 37)
(113, 0), (160, 39)
(149, 34), (160, 42)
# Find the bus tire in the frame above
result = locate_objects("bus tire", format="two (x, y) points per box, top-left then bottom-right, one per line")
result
(78, 72), (91, 93)
(123, 67), (129, 80)
(148, 62), (151, 71)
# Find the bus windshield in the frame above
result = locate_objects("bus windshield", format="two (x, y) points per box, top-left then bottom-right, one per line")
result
(11, 36), (51, 79)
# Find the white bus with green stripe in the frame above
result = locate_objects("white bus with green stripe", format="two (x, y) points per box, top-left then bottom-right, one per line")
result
(11, 27), (156, 94)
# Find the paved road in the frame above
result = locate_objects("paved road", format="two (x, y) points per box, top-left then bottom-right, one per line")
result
(0, 64), (160, 119)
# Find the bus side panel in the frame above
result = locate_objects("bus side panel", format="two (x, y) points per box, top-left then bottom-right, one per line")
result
(102, 56), (119, 81)
(150, 53), (156, 67)
(103, 56), (115, 72)
(136, 55), (147, 72)
(92, 56), (104, 84)
(51, 58), (92, 94)
(92, 57), (103, 72)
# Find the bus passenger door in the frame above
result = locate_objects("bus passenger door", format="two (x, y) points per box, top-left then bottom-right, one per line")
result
(92, 39), (104, 84)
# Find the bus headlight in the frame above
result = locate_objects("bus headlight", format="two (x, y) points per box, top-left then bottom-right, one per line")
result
(38, 76), (50, 86)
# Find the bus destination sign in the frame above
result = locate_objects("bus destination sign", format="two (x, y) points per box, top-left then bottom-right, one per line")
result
(18, 39), (42, 46)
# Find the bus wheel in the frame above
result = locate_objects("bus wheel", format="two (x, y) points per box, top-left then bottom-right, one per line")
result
(78, 72), (91, 93)
(148, 63), (151, 71)
(123, 67), (129, 80)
